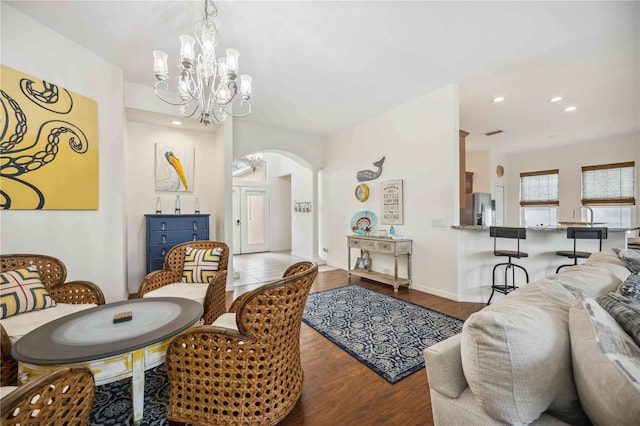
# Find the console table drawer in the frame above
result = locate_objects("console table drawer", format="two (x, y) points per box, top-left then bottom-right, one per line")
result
(377, 241), (394, 253)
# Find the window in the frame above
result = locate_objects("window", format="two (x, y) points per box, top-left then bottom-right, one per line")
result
(520, 169), (559, 226)
(582, 161), (635, 205)
(581, 162), (635, 228)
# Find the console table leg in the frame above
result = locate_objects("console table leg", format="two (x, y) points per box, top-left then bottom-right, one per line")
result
(131, 348), (145, 425)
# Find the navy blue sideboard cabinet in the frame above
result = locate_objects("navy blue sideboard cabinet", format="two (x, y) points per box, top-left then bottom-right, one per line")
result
(145, 214), (210, 273)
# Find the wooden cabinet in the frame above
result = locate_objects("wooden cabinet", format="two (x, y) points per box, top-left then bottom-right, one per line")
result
(465, 171), (474, 194)
(145, 214), (210, 273)
(347, 235), (412, 292)
(459, 130), (470, 207)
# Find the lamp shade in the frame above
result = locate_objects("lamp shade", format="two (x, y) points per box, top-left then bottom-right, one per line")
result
(240, 74), (252, 97)
(153, 51), (168, 76)
(180, 34), (196, 64)
(226, 49), (239, 73)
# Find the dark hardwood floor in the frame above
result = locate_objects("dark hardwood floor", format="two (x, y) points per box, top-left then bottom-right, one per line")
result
(230, 268), (486, 426)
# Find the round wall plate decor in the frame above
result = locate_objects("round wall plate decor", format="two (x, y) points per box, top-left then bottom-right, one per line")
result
(350, 210), (377, 235)
(355, 183), (370, 202)
(496, 165), (504, 177)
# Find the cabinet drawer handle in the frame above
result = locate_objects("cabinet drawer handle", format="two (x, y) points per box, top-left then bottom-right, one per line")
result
(161, 235), (166, 244)
(192, 233), (197, 241)
(192, 221), (198, 231)
(161, 222), (166, 231)
(161, 248), (166, 256)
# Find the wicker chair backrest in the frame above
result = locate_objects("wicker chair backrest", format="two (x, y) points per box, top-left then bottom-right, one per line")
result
(0, 254), (67, 290)
(165, 262), (318, 426)
(164, 240), (230, 274)
(282, 260), (315, 278)
(0, 366), (95, 425)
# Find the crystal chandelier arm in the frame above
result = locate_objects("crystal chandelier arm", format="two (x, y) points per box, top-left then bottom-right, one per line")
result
(222, 100), (252, 118)
(153, 81), (192, 106)
(182, 102), (200, 119)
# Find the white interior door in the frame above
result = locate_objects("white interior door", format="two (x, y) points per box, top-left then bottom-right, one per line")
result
(232, 186), (241, 255)
(234, 186), (270, 254)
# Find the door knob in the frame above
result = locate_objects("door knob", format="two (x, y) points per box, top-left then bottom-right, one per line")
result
(236, 219), (241, 225)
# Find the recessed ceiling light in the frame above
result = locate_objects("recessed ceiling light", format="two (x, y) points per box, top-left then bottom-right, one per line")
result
(492, 96), (505, 103)
(548, 96), (563, 103)
(564, 106), (577, 112)
(171, 120), (182, 125)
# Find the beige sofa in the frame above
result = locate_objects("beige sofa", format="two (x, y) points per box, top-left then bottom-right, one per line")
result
(424, 252), (640, 426)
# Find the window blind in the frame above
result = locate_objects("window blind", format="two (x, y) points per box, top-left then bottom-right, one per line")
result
(520, 169), (559, 206)
(582, 161), (635, 205)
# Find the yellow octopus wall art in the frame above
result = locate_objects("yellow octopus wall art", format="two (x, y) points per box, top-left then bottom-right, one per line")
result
(0, 65), (99, 209)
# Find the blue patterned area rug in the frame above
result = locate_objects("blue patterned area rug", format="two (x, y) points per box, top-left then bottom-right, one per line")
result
(90, 364), (170, 426)
(302, 285), (464, 384)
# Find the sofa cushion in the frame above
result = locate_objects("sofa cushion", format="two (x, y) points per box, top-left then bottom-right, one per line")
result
(0, 303), (96, 344)
(549, 264), (622, 298)
(619, 272), (640, 303)
(569, 295), (640, 426)
(584, 251), (632, 282)
(142, 282), (209, 305)
(461, 279), (586, 425)
(613, 248), (640, 273)
(182, 247), (223, 283)
(596, 292), (640, 346)
(0, 267), (56, 319)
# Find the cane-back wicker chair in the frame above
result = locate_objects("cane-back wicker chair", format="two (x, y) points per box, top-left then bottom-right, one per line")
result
(137, 240), (229, 323)
(165, 261), (318, 426)
(201, 268), (228, 325)
(0, 254), (105, 386)
(0, 366), (95, 425)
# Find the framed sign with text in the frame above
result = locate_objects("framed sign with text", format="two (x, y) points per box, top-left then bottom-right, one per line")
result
(381, 179), (403, 225)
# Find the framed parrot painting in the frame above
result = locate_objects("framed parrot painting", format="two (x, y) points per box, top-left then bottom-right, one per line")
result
(155, 143), (194, 192)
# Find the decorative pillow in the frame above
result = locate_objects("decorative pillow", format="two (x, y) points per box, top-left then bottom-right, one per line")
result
(619, 272), (640, 303)
(0, 266), (56, 319)
(182, 247), (223, 283)
(569, 295), (640, 426)
(461, 280), (587, 425)
(596, 292), (640, 347)
(613, 248), (640, 273)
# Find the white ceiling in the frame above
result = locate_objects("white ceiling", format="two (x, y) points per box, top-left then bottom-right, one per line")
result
(6, 1), (639, 153)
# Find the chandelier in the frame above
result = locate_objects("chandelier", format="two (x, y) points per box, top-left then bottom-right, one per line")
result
(152, 0), (252, 125)
(244, 153), (265, 171)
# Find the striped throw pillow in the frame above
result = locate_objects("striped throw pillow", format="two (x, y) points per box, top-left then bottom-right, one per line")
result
(182, 247), (223, 283)
(0, 266), (56, 319)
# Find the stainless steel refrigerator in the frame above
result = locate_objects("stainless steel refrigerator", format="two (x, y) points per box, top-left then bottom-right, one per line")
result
(461, 192), (492, 226)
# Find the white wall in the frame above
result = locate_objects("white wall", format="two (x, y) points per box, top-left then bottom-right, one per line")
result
(324, 85), (461, 299)
(0, 4), (127, 303)
(504, 133), (640, 226)
(124, 121), (224, 293)
(270, 175), (292, 252)
(466, 150), (491, 193)
(234, 121), (324, 167)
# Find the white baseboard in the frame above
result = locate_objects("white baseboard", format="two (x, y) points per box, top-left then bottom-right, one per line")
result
(410, 283), (486, 304)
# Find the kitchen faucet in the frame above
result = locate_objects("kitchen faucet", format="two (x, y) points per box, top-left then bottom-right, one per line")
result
(572, 205), (594, 226)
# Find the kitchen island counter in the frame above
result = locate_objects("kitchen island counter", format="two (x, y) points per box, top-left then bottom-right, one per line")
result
(452, 225), (635, 304)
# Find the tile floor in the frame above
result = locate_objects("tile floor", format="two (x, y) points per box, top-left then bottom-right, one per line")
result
(232, 251), (335, 287)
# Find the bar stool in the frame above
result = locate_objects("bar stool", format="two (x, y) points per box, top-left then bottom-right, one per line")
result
(487, 226), (529, 305)
(555, 227), (607, 273)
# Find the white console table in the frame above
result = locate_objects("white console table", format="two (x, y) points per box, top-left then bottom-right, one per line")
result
(347, 235), (412, 291)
